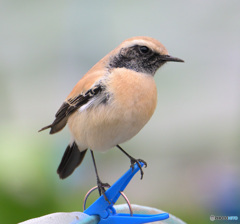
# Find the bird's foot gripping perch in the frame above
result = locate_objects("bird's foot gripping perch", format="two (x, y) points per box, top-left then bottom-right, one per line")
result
(129, 158), (147, 180)
(96, 179), (111, 203)
(82, 162), (169, 224)
(116, 145), (147, 179)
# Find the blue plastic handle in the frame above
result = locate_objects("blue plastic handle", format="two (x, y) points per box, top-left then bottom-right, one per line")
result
(84, 162), (143, 218)
(98, 213), (170, 224)
(83, 162), (169, 224)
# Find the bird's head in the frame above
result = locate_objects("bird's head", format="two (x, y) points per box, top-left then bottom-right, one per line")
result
(108, 36), (184, 76)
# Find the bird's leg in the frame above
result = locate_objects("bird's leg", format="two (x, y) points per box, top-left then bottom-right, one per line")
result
(90, 150), (110, 202)
(116, 145), (147, 179)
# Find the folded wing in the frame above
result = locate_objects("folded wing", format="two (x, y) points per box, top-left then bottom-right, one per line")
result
(39, 84), (104, 134)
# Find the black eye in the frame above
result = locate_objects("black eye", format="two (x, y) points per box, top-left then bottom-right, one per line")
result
(139, 46), (150, 54)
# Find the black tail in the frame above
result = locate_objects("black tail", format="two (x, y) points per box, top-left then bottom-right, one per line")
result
(57, 142), (87, 179)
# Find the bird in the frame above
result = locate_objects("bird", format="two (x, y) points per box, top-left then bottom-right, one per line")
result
(39, 36), (184, 197)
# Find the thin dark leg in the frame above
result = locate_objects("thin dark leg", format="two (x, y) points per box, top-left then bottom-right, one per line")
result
(90, 150), (110, 202)
(116, 145), (147, 179)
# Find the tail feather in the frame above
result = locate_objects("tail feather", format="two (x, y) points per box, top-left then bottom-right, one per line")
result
(57, 142), (87, 179)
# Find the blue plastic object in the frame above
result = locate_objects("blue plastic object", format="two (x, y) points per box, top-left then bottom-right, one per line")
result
(83, 162), (169, 224)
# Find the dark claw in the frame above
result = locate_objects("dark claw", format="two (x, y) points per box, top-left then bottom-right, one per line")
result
(130, 158), (147, 179)
(97, 180), (111, 203)
(138, 159), (147, 168)
(130, 163), (135, 171)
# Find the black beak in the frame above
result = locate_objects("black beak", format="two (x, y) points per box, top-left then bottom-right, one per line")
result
(160, 55), (184, 63)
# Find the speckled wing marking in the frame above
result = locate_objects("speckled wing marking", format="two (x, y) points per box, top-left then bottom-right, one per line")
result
(39, 85), (104, 134)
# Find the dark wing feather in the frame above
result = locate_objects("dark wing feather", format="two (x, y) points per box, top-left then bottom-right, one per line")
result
(39, 84), (103, 134)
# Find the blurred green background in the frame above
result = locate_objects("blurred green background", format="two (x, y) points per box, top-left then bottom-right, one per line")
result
(0, 1), (239, 223)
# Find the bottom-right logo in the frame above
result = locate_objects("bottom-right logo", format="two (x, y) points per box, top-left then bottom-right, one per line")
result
(210, 215), (238, 221)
